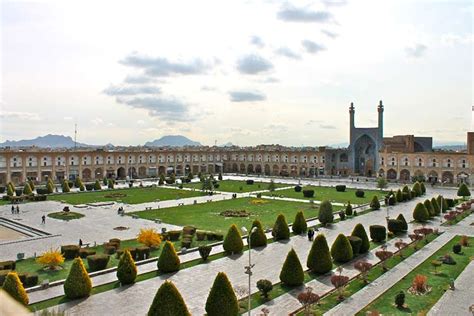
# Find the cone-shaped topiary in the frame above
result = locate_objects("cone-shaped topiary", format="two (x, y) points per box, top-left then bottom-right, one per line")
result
(148, 281), (190, 316)
(117, 249), (137, 285)
(292, 211), (307, 235)
(223, 224), (244, 254)
(272, 214), (290, 240)
(307, 234), (333, 274)
(412, 182), (422, 197)
(2, 271), (28, 305)
(250, 220), (267, 248)
(431, 197), (441, 216)
(279, 248), (304, 286)
(94, 180), (101, 190)
(23, 183), (32, 195)
(351, 223), (370, 253)
(370, 196), (381, 210)
(331, 234), (354, 263)
(396, 189), (403, 203)
(7, 183), (14, 196)
(424, 199), (434, 217)
(205, 272), (239, 316)
(318, 200), (334, 226)
(396, 213), (408, 231)
(345, 202), (353, 216)
(62, 180), (70, 193)
(457, 183), (471, 199)
(413, 202), (430, 222)
(157, 241), (180, 273)
(420, 182), (426, 195)
(64, 258), (92, 299)
(28, 179), (35, 192)
(46, 181), (54, 194)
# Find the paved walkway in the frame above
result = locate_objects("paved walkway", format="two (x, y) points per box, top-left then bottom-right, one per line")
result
(45, 194), (437, 315)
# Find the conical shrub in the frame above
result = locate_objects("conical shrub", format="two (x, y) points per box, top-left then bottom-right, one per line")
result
(351, 223), (370, 253)
(62, 180), (70, 193)
(331, 234), (354, 263)
(205, 272), (239, 316)
(117, 249), (137, 285)
(457, 183), (471, 199)
(64, 258), (92, 299)
(250, 220), (267, 248)
(157, 241), (180, 273)
(23, 183), (32, 195)
(2, 271), (28, 305)
(148, 281), (190, 316)
(345, 202), (353, 216)
(413, 202), (429, 222)
(396, 189), (403, 203)
(292, 211), (307, 234)
(420, 182), (426, 195)
(396, 213), (408, 231)
(94, 180), (101, 190)
(272, 214), (290, 240)
(279, 248), (304, 286)
(307, 234), (332, 274)
(370, 196), (381, 210)
(424, 199), (434, 217)
(318, 200), (334, 226)
(223, 224), (244, 254)
(431, 197), (441, 216)
(412, 182), (422, 197)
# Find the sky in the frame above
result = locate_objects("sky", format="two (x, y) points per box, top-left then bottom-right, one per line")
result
(0, 0), (472, 147)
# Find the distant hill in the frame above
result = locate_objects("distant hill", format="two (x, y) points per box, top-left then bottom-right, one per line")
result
(0, 134), (92, 148)
(145, 135), (201, 147)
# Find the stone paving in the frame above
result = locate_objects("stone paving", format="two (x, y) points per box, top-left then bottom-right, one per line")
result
(45, 192), (438, 315)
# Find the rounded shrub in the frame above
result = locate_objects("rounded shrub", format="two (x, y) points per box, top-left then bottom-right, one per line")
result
(2, 272), (28, 305)
(294, 185), (302, 192)
(205, 272), (238, 316)
(351, 223), (370, 253)
(223, 224), (244, 254)
(148, 281), (190, 316)
(395, 291), (405, 308)
(370, 196), (381, 210)
(355, 190), (365, 198)
(303, 189), (315, 198)
(331, 234), (354, 263)
(413, 202), (430, 222)
(457, 183), (470, 199)
(452, 244), (462, 254)
(279, 248), (304, 286)
(387, 219), (404, 234)
(345, 202), (353, 216)
(64, 258), (92, 299)
(158, 241), (180, 273)
(272, 214), (290, 241)
(396, 214), (408, 231)
(347, 236), (362, 255)
(306, 234), (332, 274)
(87, 254), (110, 272)
(335, 185), (346, 192)
(61, 245), (80, 260)
(318, 200), (334, 226)
(117, 250), (137, 285)
(292, 211), (307, 235)
(250, 220), (267, 248)
(369, 225), (386, 242)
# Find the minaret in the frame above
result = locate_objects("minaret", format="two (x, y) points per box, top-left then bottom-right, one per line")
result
(377, 100), (384, 141)
(349, 102), (355, 141)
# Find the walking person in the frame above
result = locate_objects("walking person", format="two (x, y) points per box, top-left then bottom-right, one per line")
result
(41, 215), (45, 224)
(79, 239), (83, 248)
(16, 205), (20, 214)
(307, 228), (314, 241)
(11, 205), (14, 215)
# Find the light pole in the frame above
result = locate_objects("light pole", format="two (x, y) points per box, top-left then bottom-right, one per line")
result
(241, 226), (257, 316)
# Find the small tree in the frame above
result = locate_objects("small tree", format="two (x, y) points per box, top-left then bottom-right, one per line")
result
(137, 228), (162, 248)
(94, 180), (101, 190)
(396, 213), (408, 231)
(394, 240), (408, 257)
(268, 180), (276, 193)
(376, 177), (388, 189)
(108, 179), (114, 189)
(205, 272), (239, 316)
(396, 189), (403, 203)
(218, 172), (223, 181)
(157, 241), (180, 273)
(318, 200), (334, 226)
(22, 183), (32, 195)
(28, 179), (35, 192)
(370, 196), (380, 210)
(3, 272), (29, 305)
(64, 258), (92, 299)
(331, 270), (349, 301)
(297, 287), (320, 316)
(223, 224), (244, 254)
(148, 281), (190, 316)
(36, 248), (65, 270)
(272, 214), (290, 240)
(169, 173), (176, 184)
(103, 177), (108, 186)
(457, 183), (471, 200)
(345, 202), (353, 216)
(331, 234), (354, 263)
(159, 174), (165, 185)
(280, 248), (304, 286)
(256, 279), (273, 300)
(62, 180), (70, 193)
(395, 291), (405, 309)
(46, 181), (54, 194)
(198, 245), (212, 261)
(354, 260), (373, 284)
(292, 211), (307, 234)
(250, 220), (267, 247)
(307, 234), (333, 274)
(351, 223), (370, 253)
(375, 250), (393, 271)
(117, 249), (137, 285)
(420, 182), (426, 195)
(413, 202), (430, 222)
(431, 260), (442, 275)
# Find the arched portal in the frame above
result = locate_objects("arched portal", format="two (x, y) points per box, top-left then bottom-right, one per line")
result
(264, 164), (271, 175)
(138, 166), (147, 178)
(247, 164), (254, 174)
(442, 171), (454, 184)
(255, 164), (262, 174)
(353, 134), (377, 176)
(82, 168), (92, 181)
(400, 169), (410, 181)
(95, 168), (104, 179)
(387, 169), (397, 180)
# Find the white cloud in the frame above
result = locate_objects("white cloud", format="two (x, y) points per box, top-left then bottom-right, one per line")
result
(0, 111), (40, 121)
(302, 40), (326, 54)
(405, 43), (427, 58)
(236, 54), (273, 74)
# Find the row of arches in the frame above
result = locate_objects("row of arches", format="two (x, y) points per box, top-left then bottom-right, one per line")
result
(380, 168), (468, 184)
(226, 163), (325, 177)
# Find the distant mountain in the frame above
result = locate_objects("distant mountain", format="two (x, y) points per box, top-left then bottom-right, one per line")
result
(145, 135), (201, 147)
(220, 142), (234, 147)
(0, 134), (92, 148)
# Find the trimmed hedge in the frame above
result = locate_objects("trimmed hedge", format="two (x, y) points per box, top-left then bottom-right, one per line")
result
(223, 225), (244, 254)
(335, 185), (346, 192)
(205, 272), (239, 316)
(303, 189), (315, 198)
(79, 249), (96, 259)
(87, 254), (110, 272)
(279, 248), (304, 286)
(387, 219), (404, 234)
(307, 234), (332, 274)
(61, 245), (80, 260)
(272, 214), (290, 241)
(294, 185), (302, 192)
(0, 260), (16, 270)
(158, 241), (180, 273)
(347, 236), (362, 255)
(369, 225), (386, 242)
(64, 258), (92, 299)
(292, 211), (307, 234)
(148, 281), (191, 316)
(355, 190), (365, 198)
(331, 234), (354, 263)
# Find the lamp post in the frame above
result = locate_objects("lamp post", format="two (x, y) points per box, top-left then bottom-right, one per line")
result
(241, 226), (257, 316)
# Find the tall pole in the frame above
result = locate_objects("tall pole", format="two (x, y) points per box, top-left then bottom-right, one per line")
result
(248, 234), (251, 316)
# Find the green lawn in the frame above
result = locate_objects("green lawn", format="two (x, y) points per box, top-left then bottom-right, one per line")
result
(130, 198), (332, 234)
(182, 179), (290, 193)
(47, 211), (85, 221)
(359, 235), (474, 315)
(263, 185), (386, 204)
(47, 186), (205, 205)
(16, 237), (212, 285)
